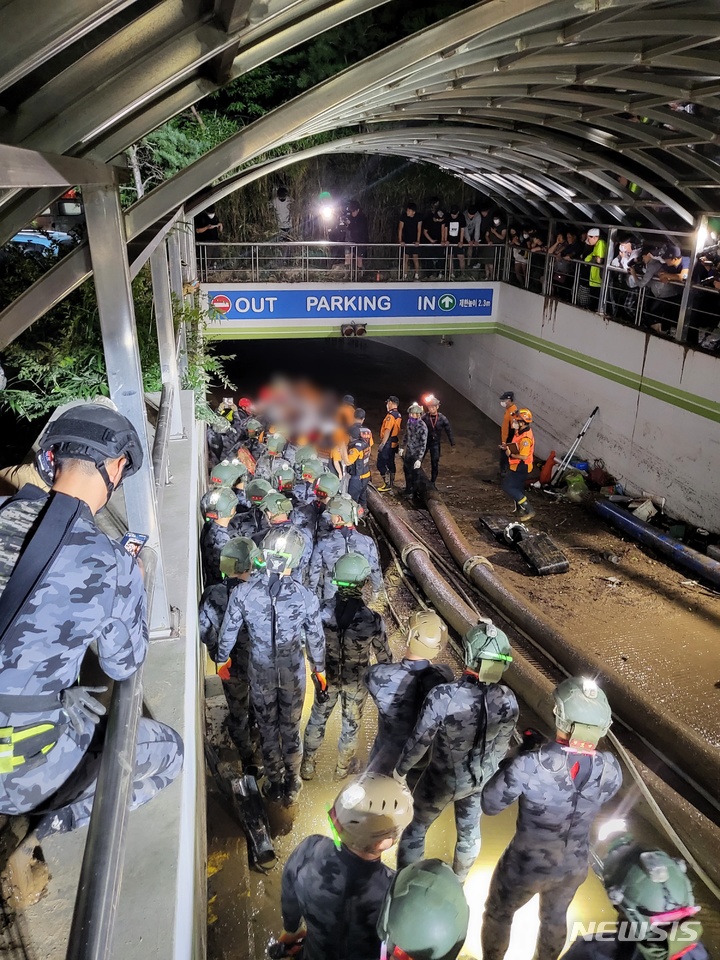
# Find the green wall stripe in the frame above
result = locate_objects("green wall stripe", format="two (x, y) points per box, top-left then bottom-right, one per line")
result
(496, 324), (720, 423)
(206, 321), (496, 340)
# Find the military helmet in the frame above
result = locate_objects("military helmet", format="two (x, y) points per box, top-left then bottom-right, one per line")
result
(266, 432), (286, 456)
(603, 838), (701, 960)
(294, 444), (317, 466)
(329, 773), (413, 853)
(244, 417), (263, 438)
(259, 491), (293, 519)
(260, 526), (305, 572)
(210, 458), (248, 487)
(553, 676), (612, 749)
(332, 552), (371, 589)
(408, 403), (424, 417)
(514, 408), (533, 424)
(38, 402), (143, 486)
(315, 473), (340, 500)
(377, 859), (470, 960)
(219, 536), (259, 577)
(423, 394), (440, 407)
(327, 494), (356, 526)
(407, 610), (448, 660)
(202, 486), (238, 521)
(463, 620), (513, 684)
(272, 464), (295, 491)
(246, 478), (273, 503)
(301, 457), (326, 483)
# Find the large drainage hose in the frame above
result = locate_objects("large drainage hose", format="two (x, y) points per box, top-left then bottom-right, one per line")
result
(415, 478), (720, 806)
(593, 500), (720, 589)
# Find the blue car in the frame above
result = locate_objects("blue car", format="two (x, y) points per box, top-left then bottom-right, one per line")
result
(10, 229), (75, 256)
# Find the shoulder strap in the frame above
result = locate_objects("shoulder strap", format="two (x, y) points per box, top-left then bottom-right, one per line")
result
(0, 490), (84, 640)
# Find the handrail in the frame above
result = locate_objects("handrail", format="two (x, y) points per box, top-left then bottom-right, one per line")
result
(65, 383), (174, 960)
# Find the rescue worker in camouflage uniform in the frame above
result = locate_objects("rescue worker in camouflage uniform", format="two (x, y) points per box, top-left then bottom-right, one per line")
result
(210, 457), (249, 509)
(216, 527), (325, 806)
(200, 486), (237, 586)
(399, 403), (428, 498)
(366, 610), (453, 775)
(255, 491), (314, 581)
(0, 403), (183, 839)
(228, 477), (272, 538)
(308, 495), (383, 600)
(238, 417), (266, 463)
(289, 458), (327, 535)
(377, 859), (470, 960)
(421, 395), (455, 484)
(301, 553), (392, 782)
(481, 677), (623, 960)
(255, 433), (292, 481)
(278, 773), (414, 960)
(198, 536), (260, 770)
(310, 472), (341, 542)
(292, 445), (319, 499)
(396, 620), (518, 881)
(564, 837), (707, 960)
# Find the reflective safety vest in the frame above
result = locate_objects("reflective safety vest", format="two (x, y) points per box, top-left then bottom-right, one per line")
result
(508, 427), (534, 472)
(380, 410), (402, 448)
(347, 439), (371, 479)
(501, 402), (518, 444)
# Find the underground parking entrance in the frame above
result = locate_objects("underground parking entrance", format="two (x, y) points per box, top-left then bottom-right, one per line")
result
(203, 336), (720, 960)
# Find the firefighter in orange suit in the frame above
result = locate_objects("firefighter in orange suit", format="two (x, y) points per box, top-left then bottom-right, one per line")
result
(501, 408), (535, 520)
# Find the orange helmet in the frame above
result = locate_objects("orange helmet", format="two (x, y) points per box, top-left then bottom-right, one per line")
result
(515, 408), (533, 424)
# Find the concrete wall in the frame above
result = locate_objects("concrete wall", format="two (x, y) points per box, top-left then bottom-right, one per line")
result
(380, 286), (720, 530)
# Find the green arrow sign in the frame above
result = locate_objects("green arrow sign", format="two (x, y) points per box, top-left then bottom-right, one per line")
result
(438, 293), (456, 311)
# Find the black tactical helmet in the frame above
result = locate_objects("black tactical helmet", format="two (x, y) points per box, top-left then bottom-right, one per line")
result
(38, 402), (143, 489)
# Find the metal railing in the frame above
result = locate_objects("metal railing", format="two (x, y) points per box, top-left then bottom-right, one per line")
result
(66, 384), (174, 960)
(197, 233), (720, 351)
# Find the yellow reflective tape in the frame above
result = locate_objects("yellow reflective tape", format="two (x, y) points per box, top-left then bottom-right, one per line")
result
(12, 723), (55, 743)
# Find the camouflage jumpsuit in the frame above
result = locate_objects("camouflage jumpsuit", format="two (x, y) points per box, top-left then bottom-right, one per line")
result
(481, 740), (623, 960)
(217, 573), (325, 790)
(281, 834), (394, 960)
(0, 487), (183, 835)
(308, 527), (383, 600)
(400, 418), (428, 495)
(303, 594), (391, 769)
(251, 520), (314, 585)
(365, 658), (453, 775)
(198, 580), (255, 765)
(200, 520), (231, 586)
(255, 453), (291, 482)
(396, 676), (518, 880)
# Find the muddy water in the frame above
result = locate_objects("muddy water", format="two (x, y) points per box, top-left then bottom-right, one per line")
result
(207, 338), (719, 959)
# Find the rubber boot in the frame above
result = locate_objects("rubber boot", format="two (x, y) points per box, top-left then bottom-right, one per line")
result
(377, 476), (392, 493)
(283, 775), (303, 807)
(300, 753), (316, 781)
(517, 497), (535, 521)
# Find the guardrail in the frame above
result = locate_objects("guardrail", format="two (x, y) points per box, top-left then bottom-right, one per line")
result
(66, 383), (174, 960)
(196, 237), (720, 350)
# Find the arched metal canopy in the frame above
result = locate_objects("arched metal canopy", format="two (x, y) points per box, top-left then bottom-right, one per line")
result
(1, 0), (719, 344)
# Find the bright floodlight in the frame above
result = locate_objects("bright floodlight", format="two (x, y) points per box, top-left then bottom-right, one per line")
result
(320, 204), (334, 221)
(597, 818), (627, 842)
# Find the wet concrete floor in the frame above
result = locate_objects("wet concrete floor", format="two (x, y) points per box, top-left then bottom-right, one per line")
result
(206, 338), (719, 959)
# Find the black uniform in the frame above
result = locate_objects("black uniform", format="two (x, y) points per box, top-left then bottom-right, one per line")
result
(347, 436), (371, 508)
(422, 412), (455, 483)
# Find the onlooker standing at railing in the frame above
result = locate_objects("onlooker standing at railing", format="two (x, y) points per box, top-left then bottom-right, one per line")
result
(578, 227), (607, 310)
(487, 214), (507, 279)
(630, 244), (683, 334)
(346, 200), (369, 272)
(608, 235), (643, 319)
(398, 203), (422, 280)
(195, 204), (223, 274)
(443, 204), (466, 277)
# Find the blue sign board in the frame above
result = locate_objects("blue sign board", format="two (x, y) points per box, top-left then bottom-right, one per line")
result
(207, 286), (493, 321)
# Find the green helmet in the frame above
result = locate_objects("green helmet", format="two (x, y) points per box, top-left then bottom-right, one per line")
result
(315, 473), (340, 500)
(246, 478), (273, 503)
(294, 444), (317, 466)
(210, 458), (248, 487)
(260, 526), (305, 572)
(201, 486), (237, 521)
(463, 620), (513, 684)
(219, 536), (260, 577)
(408, 403), (423, 417)
(301, 457), (326, 483)
(332, 552), (371, 589)
(245, 417), (263, 438)
(377, 859), (470, 960)
(272, 464), (295, 491)
(259, 491), (293, 519)
(553, 676), (612, 749)
(407, 610), (448, 660)
(326, 494), (356, 526)
(266, 432), (286, 456)
(603, 838), (701, 960)
(329, 773), (413, 854)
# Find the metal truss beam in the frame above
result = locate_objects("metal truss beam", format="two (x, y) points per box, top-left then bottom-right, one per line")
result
(0, 144), (122, 188)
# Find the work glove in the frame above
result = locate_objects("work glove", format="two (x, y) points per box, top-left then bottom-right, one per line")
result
(398, 448), (404, 458)
(218, 658), (232, 681)
(413, 460), (421, 470)
(370, 589), (381, 604)
(392, 768), (408, 787)
(273, 928), (306, 957)
(61, 686), (107, 735)
(311, 670), (329, 704)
